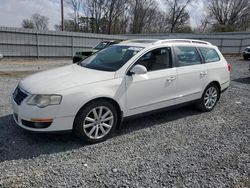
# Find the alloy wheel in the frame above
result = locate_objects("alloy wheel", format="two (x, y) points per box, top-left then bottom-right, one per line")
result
(204, 86), (218, 109)
(83, 106), (114, 139)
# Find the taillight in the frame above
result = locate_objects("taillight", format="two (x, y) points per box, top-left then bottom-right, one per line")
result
(227, 63), (231, 71)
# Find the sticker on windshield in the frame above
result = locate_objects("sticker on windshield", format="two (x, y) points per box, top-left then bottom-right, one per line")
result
(128, 47), (143, 51)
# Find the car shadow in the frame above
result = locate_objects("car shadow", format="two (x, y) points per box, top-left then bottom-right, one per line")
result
(0, 105), (202, 162)
(232, 77), (250, 84)
(116, 105), (202, 136)
(0, 114), (82, 162)
(236, 58), (250, 61)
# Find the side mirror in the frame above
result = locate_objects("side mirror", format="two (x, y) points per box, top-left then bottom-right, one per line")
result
(129, 64), (147, 75)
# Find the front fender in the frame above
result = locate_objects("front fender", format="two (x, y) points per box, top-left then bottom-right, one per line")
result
(57, 78), (126, 117)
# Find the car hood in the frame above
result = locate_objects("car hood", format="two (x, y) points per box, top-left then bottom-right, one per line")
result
(19, 64), (115, 94)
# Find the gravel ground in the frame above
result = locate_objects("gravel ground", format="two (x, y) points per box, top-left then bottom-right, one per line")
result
(0, 58), (249, 187)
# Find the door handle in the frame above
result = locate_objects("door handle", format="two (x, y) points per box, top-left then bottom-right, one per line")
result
(200, 71), (207, 76)
(166, 77), (176, 82)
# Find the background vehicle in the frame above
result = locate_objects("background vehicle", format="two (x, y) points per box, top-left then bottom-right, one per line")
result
(243, 47), (250, 70)
(11, 39), (230, 143)
(72, 40), (121, 63)
(243, 47), (250, 60)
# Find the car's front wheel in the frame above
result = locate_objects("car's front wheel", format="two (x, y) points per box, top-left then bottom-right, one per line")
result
(196, 83), (220, 112)
(74, 100), (117, 143)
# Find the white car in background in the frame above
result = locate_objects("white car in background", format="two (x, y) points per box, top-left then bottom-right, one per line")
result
(11, 39), (230, 143)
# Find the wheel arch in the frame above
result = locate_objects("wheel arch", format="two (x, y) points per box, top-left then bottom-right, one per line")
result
(205, 81), (221, 98)
(73, 97), (123, 130)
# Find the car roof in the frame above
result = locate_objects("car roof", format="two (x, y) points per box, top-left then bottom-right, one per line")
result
(118, 39), (214, 48)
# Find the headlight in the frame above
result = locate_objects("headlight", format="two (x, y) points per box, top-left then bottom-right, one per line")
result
(27, 94), (62, 108)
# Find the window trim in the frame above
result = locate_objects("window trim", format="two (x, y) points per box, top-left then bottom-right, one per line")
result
(173, 46), (203, 67)
(197, 47), (221, 63)
(126, 46), (174, 75)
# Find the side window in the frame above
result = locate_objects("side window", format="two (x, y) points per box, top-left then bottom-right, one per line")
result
(136, 47), (172, 71)
(174, 46), (202, 67)
(198, 47), (220, 63)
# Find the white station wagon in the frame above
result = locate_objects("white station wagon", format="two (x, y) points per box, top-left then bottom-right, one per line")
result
(11, 39), (230, 143)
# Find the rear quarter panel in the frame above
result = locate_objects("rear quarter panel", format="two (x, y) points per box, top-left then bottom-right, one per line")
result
(205, 50), (230, 90)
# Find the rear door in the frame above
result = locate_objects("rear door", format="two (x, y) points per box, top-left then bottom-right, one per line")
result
(174, 46), (207, 104)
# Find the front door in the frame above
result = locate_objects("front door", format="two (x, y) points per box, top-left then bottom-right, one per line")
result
(125, 47), (177, 116)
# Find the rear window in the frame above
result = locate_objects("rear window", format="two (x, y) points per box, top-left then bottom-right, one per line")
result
(174, 46), (202, 67)
(198, 47), (220, 63)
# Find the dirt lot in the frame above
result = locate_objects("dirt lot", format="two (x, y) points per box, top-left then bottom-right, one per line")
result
(0, 58), (249, 187)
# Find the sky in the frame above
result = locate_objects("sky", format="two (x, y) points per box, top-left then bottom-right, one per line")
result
(0, 0), (206, 30)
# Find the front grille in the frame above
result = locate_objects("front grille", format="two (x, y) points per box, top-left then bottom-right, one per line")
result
(13, 86), (28, 105)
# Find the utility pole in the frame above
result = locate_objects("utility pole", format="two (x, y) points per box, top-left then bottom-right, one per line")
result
(61, 0), (64, 31)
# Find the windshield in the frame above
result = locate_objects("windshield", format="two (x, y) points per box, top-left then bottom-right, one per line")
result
(79, 45), (143, 71)
(94, 42), (109, 50)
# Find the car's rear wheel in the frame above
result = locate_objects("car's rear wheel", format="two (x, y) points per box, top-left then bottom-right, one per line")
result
(74, 100), (117, 143)
(196, 83), (220, 112)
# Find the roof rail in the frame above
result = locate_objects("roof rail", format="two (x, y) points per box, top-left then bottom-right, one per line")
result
(121, 39), (158, 44)
(154, 39), (211, 45)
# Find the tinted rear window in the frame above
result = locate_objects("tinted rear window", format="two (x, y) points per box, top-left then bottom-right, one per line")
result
(198, 47), (220, 63)
(174, 46), (202, 67)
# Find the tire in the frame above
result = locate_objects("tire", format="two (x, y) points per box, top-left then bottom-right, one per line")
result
(244, 56), (248, 60)
(196, 83), (220, 112)
(74, 100), (117, 143)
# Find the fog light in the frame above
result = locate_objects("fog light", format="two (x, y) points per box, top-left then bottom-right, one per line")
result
(30, 118), (53, 123)
(21, 119), (53, 129)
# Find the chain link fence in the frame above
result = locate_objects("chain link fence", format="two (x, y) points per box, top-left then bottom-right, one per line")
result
(0, 27), (249, 58)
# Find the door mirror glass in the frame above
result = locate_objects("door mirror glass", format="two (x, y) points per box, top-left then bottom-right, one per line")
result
(129, 64), (147, 75)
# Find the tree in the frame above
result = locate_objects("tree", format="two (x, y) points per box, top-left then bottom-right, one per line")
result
(83, 0), (107, 33)
(22, 19), (34, 29)
(66, 0), (82, 31)
(165, 0), (192, 33)
(129, 0), (158, 34)
(175, 25), (193, 33)
(194, 15), (210, 33)
(31, 14), (49, 30)
(207, 0), (250, 31)
(55, 19), (76, 31)
(141, 8), (167, 33)
(21, 14), (48, 30)
(103, 0), (129, 34)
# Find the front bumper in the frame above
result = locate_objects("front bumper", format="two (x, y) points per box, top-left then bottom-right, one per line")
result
(220, 81), (230, 92)
(11, 94), (75, 132)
